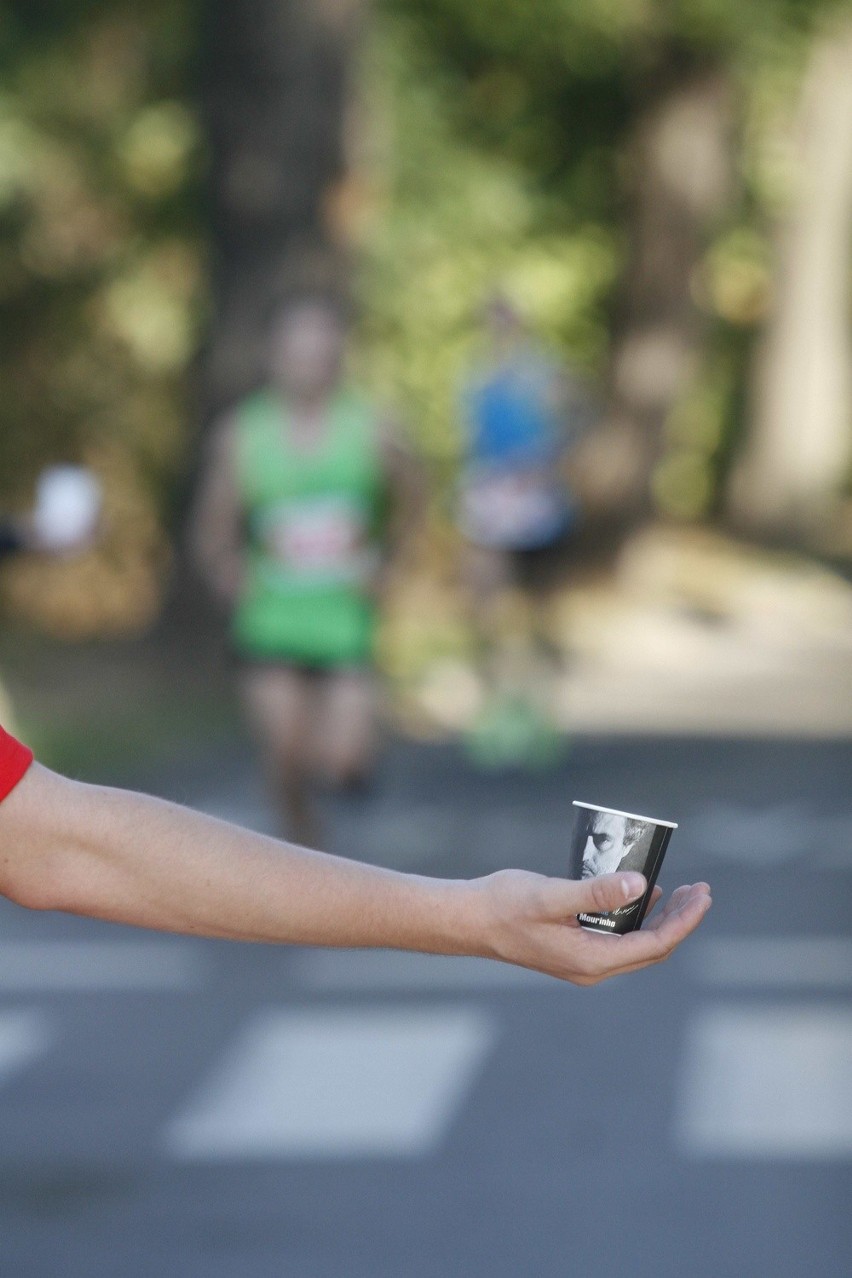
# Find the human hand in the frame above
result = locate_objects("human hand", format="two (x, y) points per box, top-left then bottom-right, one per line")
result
(467, 869), (711, 985)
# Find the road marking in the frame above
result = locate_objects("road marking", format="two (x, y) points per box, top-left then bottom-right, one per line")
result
(163, 1006), (497, 1161)
(676, 1004), (852, 1159)
(289, 949), (552, 992)
(0, 940), (206, 992)
(688, 803), (851, 867)
(695, 937), (852, 988)
(0, 1011), (52, 1088)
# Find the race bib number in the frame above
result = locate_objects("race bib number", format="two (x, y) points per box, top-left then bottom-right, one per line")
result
(257, 497), (370, 581)
(459, 467), (568, 549)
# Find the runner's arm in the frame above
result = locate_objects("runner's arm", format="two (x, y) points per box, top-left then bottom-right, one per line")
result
(0, 761), (711, 985)
(189, 417), (244, 606)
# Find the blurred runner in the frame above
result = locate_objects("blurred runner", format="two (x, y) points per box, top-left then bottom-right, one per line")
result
(457, 293), (591, 767)
(192, 293), (419, 844)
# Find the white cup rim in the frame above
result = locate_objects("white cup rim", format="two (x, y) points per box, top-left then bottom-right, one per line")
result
(572, 800), (677, 829)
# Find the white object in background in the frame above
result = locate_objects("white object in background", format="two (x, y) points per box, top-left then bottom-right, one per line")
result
(32, 465), (102, 551)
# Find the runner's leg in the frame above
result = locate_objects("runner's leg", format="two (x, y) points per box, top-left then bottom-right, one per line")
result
(314, 669), (376, 789)
(238, 665), (323, 845)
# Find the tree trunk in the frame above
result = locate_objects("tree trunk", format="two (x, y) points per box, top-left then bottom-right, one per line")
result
(728, 22), (852, 539)
(575, 54), (732, 527)
(200, 0), (364, 419)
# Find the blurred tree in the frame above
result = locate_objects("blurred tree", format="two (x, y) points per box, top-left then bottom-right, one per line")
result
(201, 0), (365, 417)
(377, 0), (850, 528)
(579, 48), (733, 524)
(0, 1), (203, 634)
(728, 18), (852, 538)
(2, 0), (851, 646)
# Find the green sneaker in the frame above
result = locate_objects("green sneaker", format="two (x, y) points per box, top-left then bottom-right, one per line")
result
(465, 692), (566, 769)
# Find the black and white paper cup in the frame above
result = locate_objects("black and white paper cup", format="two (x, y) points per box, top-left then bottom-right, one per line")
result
(569, 801), (677, 935)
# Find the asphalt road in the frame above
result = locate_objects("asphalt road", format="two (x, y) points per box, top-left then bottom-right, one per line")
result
(0, 736), (850, 1278)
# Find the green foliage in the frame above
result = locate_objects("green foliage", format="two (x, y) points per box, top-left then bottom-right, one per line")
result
(0, 0), (847, 639)
(354, 17), (621, 465)
(365, 0), (845, 517)
(0, 2), (203, 634)
(0, 1), (203, 501)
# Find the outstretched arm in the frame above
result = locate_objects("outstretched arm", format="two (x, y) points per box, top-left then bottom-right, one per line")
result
(0, 763), (711, 986)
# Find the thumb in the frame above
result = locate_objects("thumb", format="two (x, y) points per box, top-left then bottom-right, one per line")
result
(570, 871), (646, 917)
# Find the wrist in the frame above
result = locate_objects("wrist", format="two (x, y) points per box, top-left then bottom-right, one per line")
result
(406, 874), (489, 959)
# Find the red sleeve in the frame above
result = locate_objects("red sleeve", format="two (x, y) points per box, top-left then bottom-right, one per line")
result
(0, 726), (34, 802)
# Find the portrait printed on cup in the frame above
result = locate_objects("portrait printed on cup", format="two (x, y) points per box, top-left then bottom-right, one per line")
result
(569, 802), (677, 935)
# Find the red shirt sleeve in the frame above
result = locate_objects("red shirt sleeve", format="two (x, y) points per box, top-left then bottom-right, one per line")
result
(0, 726), (34, 802)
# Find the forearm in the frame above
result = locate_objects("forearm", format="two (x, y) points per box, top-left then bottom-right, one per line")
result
(2, 766), (478, 954)
(0, 763), (713, 984)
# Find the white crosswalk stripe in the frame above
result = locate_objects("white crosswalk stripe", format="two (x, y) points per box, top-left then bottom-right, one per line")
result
(693, 937), (852, 988)
(0, 1009), (52, 1088)
(676, 1004), (852, 1159)
(2, 933), (851, 1168)
(687, 803), (852, 867)
(162, 1005), (498, 1161)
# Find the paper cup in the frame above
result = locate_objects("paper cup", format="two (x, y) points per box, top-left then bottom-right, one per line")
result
(569, 801), (677, 934)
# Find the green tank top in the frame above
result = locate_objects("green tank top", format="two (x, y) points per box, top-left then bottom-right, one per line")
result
(232, 387), (385, 665)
